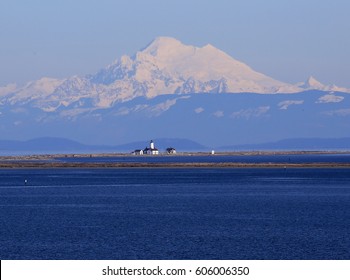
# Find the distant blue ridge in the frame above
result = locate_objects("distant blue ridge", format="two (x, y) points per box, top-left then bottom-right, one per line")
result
(1, 136), (349, 153)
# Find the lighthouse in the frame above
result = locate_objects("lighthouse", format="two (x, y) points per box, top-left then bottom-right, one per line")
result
(134, 140), (159, 155)
(144, 140), (159, 155)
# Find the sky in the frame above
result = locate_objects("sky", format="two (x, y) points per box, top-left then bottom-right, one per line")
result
(1, 0), (349, 88)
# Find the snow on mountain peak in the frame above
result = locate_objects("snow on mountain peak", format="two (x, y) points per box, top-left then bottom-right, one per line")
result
(138, 37), (197, 72)
(141, 37), (186, 56)
(130, 37), (290, 89)
(304, 76), (325, 89)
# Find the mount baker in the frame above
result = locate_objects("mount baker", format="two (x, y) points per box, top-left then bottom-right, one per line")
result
(1, 37), (349, 147)
(1, 36), (348, 113)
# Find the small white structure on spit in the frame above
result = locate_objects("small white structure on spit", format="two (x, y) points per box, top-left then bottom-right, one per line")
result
(166, 147), (176, 154)
(133, 149), (144, 155)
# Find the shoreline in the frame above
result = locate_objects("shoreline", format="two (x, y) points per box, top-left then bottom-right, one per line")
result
(0, 151), (349, 168)
(0, 150), (350, 160)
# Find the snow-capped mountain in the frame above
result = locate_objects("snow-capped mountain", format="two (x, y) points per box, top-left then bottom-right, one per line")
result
(90, 37), (299, 96)
(296, 76), (350, 93)
(2, 36), (348, 114)
(5, 77), (64, 106)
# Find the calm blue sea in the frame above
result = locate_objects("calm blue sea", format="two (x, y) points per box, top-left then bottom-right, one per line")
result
(56, 153), (350, 164)
(0, 162), (350, 259)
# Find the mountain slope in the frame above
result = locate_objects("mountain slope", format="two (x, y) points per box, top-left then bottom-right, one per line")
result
(1, 90), (349, 147)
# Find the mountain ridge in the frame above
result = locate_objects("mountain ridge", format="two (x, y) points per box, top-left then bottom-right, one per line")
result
(1, 136), (350, 154)
(0, 137), (208, 153)
(219, 137), (350, 151)
(0, 90), (349, 147)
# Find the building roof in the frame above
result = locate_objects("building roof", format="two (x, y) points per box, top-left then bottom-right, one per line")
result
(143, 147), (158, 151)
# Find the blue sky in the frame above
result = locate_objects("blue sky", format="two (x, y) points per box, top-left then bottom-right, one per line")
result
(1, 0), (349, 87)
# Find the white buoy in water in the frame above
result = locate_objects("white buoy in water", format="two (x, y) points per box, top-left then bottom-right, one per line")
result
(24, 179), (28, 186)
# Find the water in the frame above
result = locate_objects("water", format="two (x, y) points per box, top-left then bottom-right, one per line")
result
(56, 153), (350, 164)
(0, 166), (349, 259)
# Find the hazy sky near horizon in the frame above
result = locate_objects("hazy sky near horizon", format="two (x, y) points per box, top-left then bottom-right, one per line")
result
(1, 0), (349, 87)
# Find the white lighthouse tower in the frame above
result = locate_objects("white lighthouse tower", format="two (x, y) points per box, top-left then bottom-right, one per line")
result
(150, 140), (155, 149)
